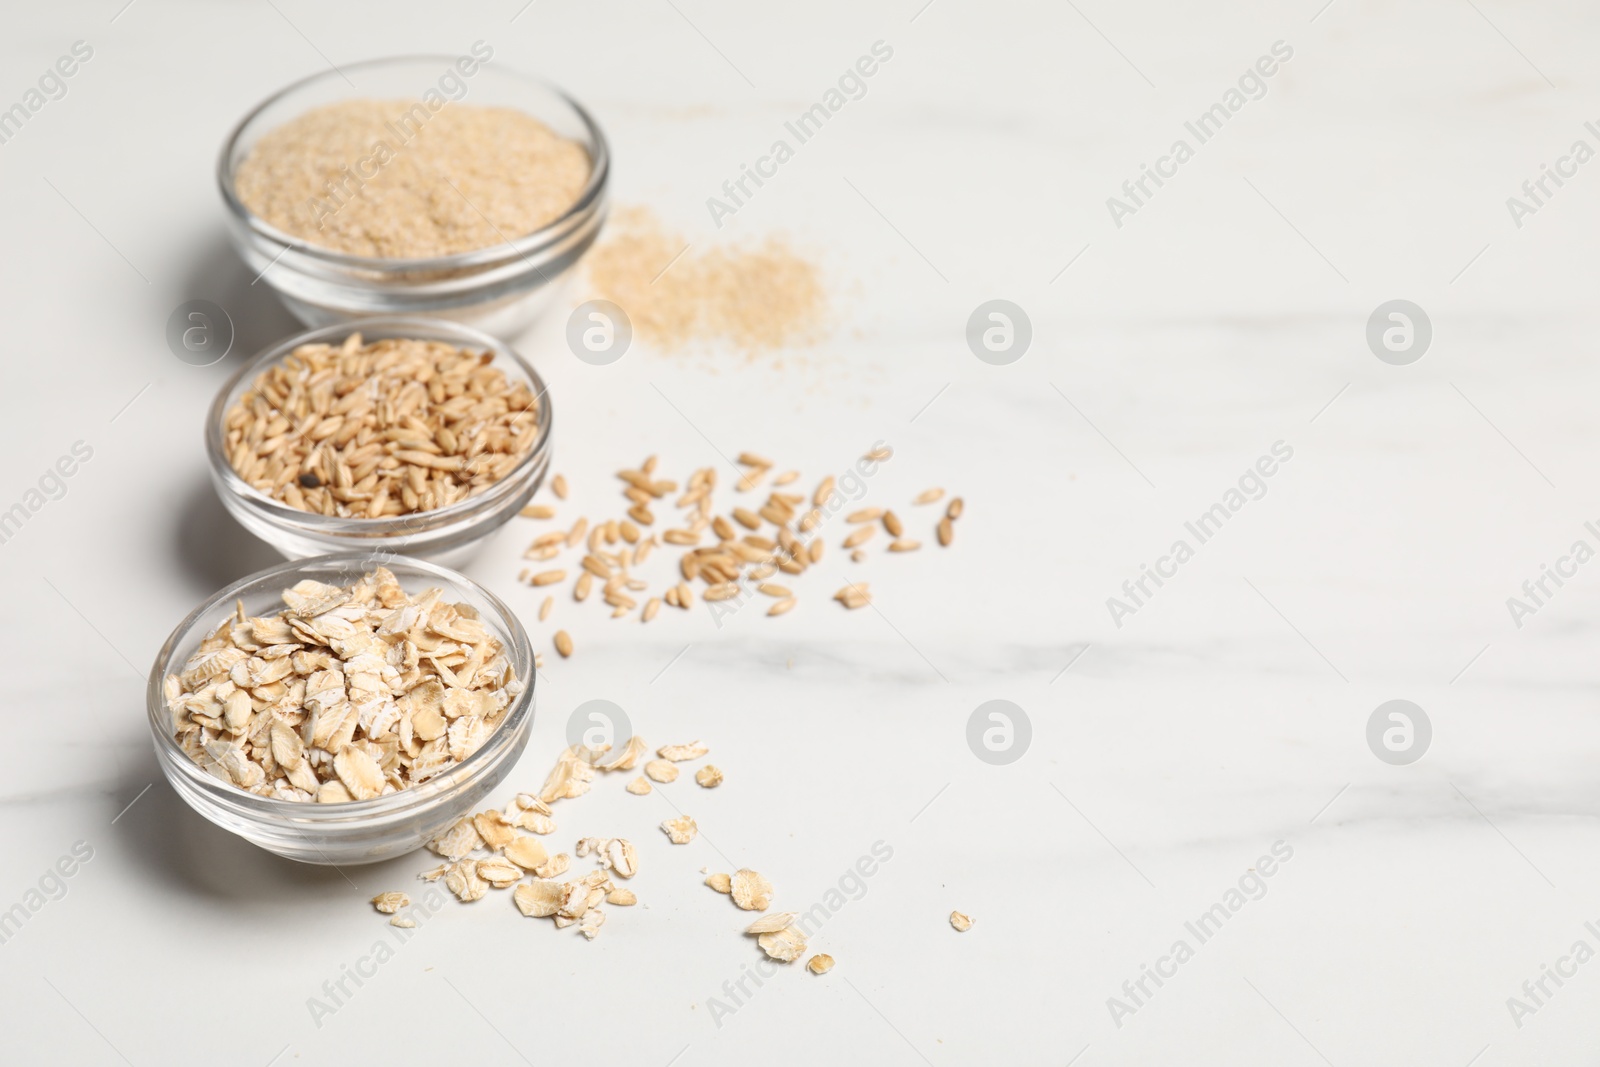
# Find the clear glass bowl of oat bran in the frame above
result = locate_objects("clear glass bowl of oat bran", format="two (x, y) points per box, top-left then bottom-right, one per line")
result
(217, 55), (609, 339)
(206, 317), (552, 566)
(146, 553), (536, 865)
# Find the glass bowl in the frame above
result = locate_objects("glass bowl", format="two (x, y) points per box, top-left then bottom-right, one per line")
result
(206, 317), (552, 566)
(216, 55), (609, 339)
(146, 552), (536, 866)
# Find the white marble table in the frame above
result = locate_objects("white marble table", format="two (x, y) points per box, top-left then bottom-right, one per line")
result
(3, 1), (1599, 1063)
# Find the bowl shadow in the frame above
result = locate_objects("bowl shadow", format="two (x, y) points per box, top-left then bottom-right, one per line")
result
(181, 234), (303, 362)
(108, 749), (369, 902)
(171, 476), (283, 595)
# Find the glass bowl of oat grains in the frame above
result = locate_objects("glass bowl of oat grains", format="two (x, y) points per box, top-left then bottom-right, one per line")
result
(218, 53), (609, 338)
(147, 553), (535, 865)
(206, 317), (552, 565)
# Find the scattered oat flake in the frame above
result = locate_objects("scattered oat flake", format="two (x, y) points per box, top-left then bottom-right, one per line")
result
(538, 746), (595, 804)
(605, 838), (640, 878)
(444, 860), (487, 903)
(513, 880), (566, 918)
(503, 836), (550, 870)
(657, 740), (709, 761)
(473, 810), (517, 850)
(596, 735), (647, 772)
(644, 759), (679, 783)
(430, 817), (485, 861)
(695, 765), (724, 788)
(705, 872), (732, 893)
(626, 776), (652, 795)
(745, 912), (798, 934)
(371, 892), (409, 915)
(519, 810), (559, 835)
(534, 853), (571, 879)
(606, 888), (637, 906)
(758, 926), (808, 962)
(661, 816), (698, 844)
(950, 910), (974, 932)
(807, 954), (834, 975)
(477, 857), (524, 888)
(731, 869), (773, 911)
(390, 915), (416, 929)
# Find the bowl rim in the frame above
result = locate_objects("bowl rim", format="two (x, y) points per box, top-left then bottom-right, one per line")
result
(205, 316), (553, 536)
(146, 551), (536, 819)
(215, 54), (611, 272)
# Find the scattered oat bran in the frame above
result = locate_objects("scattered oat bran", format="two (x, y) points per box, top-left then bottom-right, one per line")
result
(234, 99), (590, 259)
(584, 206), (826, 354)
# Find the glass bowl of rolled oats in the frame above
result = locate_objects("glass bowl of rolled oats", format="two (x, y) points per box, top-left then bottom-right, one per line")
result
(206, 317), (552, 565)
(147, 554), (535, 865)
(217, 55), (609, 338)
